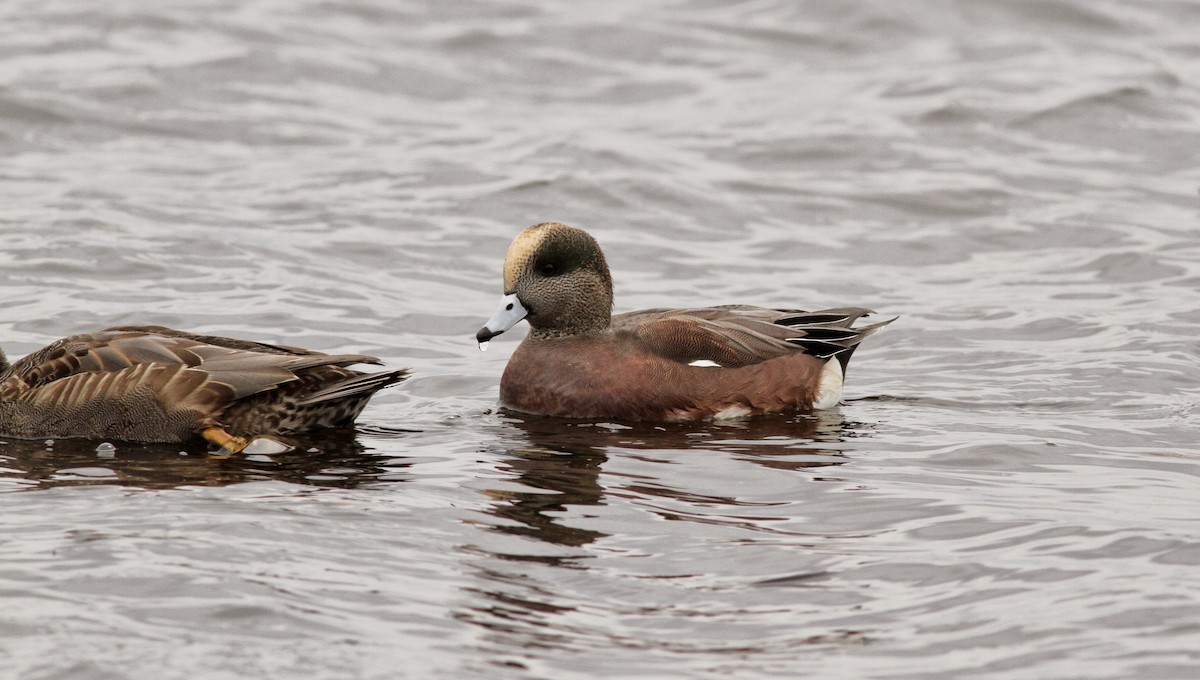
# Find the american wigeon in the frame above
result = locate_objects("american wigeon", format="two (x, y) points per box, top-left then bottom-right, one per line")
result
(0, 326), (408, 451)
(476, 222), (894, 421)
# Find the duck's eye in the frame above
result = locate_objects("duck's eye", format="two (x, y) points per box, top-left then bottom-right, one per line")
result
(539, 262), (557, 276)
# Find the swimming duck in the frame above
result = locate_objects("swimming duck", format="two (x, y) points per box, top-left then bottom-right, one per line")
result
(0, 325), (408, 451)
(476, 222), (893, 421)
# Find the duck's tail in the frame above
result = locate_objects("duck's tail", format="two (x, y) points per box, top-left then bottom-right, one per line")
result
(777, 308), (897, 373)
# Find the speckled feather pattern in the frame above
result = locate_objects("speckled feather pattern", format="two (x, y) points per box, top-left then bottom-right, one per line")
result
(0, 326), (408, 442)
(501, 223), (614, 337)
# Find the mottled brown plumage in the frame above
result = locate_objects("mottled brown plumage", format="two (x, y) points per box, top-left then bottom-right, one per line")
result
(477, 223), (894, 421)
(0, 326), (409, 445)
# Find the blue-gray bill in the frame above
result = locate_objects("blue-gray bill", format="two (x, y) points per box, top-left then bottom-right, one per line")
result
(476, 293), (528, 348)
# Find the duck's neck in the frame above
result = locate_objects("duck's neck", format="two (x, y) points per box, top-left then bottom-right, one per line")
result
(527, 273), (614, 339)
(529, 317), (611, 340)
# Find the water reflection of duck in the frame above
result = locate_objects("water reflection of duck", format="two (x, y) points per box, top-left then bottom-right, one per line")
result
(0, 326), (408, 452)
(477, 223), (895, 421)
(0, 429), (407, 490)
(478, 410), (854, 554)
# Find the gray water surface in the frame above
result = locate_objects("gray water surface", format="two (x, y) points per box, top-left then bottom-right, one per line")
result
(2, 1), (1199, 678)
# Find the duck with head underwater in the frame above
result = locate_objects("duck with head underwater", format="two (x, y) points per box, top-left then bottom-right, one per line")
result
(0, 326), (409, 452)
(477, 222), (894, 421)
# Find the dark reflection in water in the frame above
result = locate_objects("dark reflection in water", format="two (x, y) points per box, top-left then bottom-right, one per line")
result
(481, 410), (857, 549)
(483, 436), (608, 554)
(498, 408), (857, 460)
(0, 428), (415, 490)
(459, 411), (870, 656)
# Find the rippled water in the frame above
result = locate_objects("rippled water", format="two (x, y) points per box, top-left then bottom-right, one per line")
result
(2, 1), (1199, 678)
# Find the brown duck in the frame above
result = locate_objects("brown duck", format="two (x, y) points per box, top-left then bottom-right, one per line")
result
(0, 326), (408, 451)
(476, 222), (894, 421)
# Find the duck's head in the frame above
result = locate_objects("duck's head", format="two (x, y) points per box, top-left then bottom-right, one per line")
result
(477, 222), (614, 344)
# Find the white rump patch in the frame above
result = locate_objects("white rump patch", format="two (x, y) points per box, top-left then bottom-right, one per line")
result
(712, 403), (752, 420)
(688, 359), (721, 368)
(813, 359), (844, 410)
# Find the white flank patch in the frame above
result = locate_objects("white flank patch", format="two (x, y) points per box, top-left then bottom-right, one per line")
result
(813, 359), (844, 410)
(712, 403), (752, 420)
(688, 359), (721, 368)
